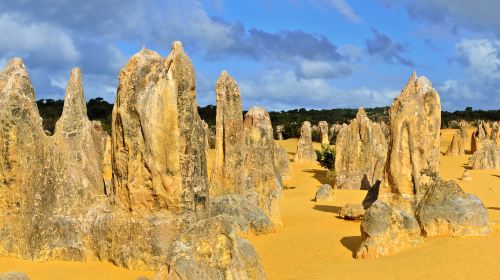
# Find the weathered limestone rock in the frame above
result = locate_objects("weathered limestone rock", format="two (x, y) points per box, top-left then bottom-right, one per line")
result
(0, 272), (30, 280)
(335, 107), (387, 190)
(318, 121), (329, 145)
(0, 60), (106, 261)
(461, 169), (472, 181)
(445, 130), (465, 156)
(459, 120), (468, 140)
(355, 201), (423, 259)
(154, 215), (266, 280)
(112, 43), (208, 214)
(471, 121), (488, 154)
(379, 121), (390, 142)
(294, 121), (317, 163)
(275, 124), (284, 140)
(377, 72), (441, 211)
(329, 123), (343, 143)
(491, 122), (499, 146)
(243, 107), (283, 225)
(314, 184), (334, 202)
(356, 73), (490, 259)
(209, 71), (244, 197)
(469, 140), (500, 170)
(338, 204), (365, 220)
(211, 194), (274, 235)
(416, 179), (490, 237)
(274, 143), (291, 179)
(201, 120), (210, 157)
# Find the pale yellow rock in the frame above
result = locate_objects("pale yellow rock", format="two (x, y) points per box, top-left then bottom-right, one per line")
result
(445, 130), (465, 156)
(209, 71), (244, 197)
(294, 121), (317, 163)
(318, 121), (329, 145)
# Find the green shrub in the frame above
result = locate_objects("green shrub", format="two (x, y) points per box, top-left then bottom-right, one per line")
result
(315, 144), (335, 170)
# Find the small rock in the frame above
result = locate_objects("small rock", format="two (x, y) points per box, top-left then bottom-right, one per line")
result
(315, 184), (334, 202)
(0, 272), (30, 280)
(462, 169), (472, 181)
(338, 204), (365, 220)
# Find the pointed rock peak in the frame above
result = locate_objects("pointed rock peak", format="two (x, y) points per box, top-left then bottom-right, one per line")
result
(357, 107), (367, 118)
(7, 57), (25, 69)
(133, 47), (161, 60)
(54, 68), (88, 133)
(0, 57), (35, 100)
(216, 70), (240, 98)
(246, 106), (270, 123)
(171, 41), (183, 52)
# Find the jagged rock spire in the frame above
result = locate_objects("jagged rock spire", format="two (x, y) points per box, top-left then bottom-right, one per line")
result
(0, 57), (35, 101)
(55, 68), (89, 133)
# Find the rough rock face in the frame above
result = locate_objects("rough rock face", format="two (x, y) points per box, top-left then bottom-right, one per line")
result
(211, 194), (274, 235)
(416, 179), (490, 237)
(112, 43), (208, 214)
(356, 73), (489, 259)
(379, 121), (390, 142)
(274, 143), (291, 179)
(154, 215), (266, 280)
(355, 201), (423, 259)
(329, 123), (343, 143)
(459, 120), (468, 140)
(0, 60), (106, 261)
(377, 73), (441, 210)
(318, 121), (329, 145)
(471, 121), (488, 154)
(201, 120), (210, 157)
(294, 121), (317, 163)
(314, 184), (334, 202)
(491, 122), (499, 146)
(335, 107), (387, 190)
(338, 204), (365, 220)
(445, 130), (465, 156)
(243, 107), (283, 225)
(469, 140), (500, 170)
(275, 124), (284, 140)
(209, 71), (244, 197)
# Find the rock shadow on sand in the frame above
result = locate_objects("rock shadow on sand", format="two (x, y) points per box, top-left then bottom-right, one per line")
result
(313, 204), (341, 213)
(303, 169), (331, 185)
(340, 236), (361, 256)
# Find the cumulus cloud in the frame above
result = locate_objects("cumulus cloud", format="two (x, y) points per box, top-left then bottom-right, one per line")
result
(365, 29), (414, 66)
(456, 38), (500, 80)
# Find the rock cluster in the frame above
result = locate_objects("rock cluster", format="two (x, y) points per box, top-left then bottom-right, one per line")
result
(294, 121), (317, 162)
(445, 130), (465, 156)
(318, 121), (329, 145)
(471, 121), (488, 154)
(335, 107), (387, 190)
(0, 43), (266, 279)
(355, 73), (490, 259)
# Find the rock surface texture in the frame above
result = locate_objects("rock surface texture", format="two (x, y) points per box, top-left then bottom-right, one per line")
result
(243, 107), (283, 225)
(314, 184), (334, 202)
(318, 121), (329, 145)
(338, 204), (365, 220)
(294, 121), (317, 163)
(445, 130), (465, 156)
(469, 140), (500, 170)
(335, 107), (387, 190)
(209, 71), (244, 197)
(0, 43), (266, 279)
(355, 73), (490, 259)
(274, 143), (291, 179)
(471, 121), (488, 154)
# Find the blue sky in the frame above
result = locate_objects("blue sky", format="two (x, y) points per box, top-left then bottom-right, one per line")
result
(0, 0), (499, 111)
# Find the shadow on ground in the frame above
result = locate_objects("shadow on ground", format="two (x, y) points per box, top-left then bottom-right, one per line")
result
(303, 169), (331, 185)
(492, 175), (500, 179)
(313, 204), (341, 213)
(488, 207), (500, 211)
(340, 236), (361, 255)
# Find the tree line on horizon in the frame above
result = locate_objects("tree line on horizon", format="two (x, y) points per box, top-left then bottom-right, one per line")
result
(36, 98), (500, 136)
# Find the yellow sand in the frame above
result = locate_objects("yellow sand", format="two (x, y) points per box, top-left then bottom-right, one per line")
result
(1, 129), (499, 279)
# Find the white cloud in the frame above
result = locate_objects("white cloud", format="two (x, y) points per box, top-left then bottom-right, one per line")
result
(456, 38), (500, 80)
(317, 0), (364, 24)
(0, 13), (79, 66)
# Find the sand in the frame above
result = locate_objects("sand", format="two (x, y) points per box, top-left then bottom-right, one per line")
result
(247, 130), (500, 280)
(1, 129), (499, 279)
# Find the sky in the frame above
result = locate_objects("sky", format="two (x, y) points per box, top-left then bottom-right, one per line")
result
(0, 0), (499, 111)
